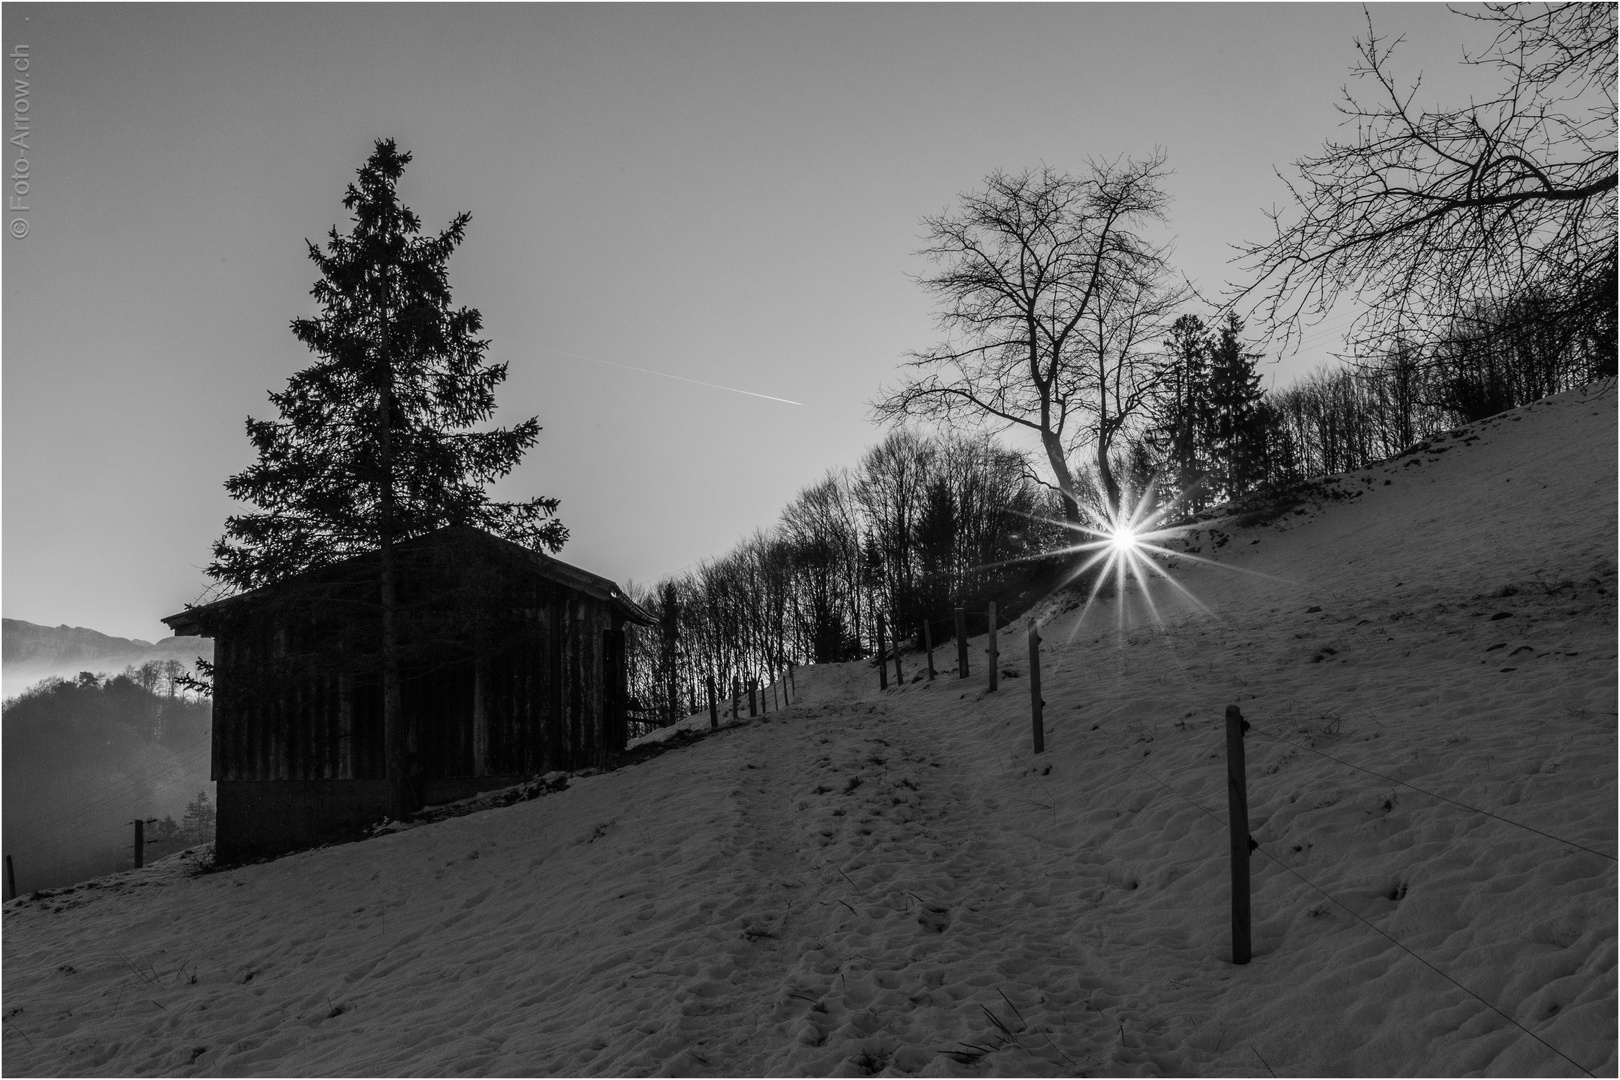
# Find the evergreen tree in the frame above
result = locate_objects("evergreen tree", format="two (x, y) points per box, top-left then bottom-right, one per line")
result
(1206, 313), (1267, 500)
(1157, 314), (1213, 512)
(181, 790), (216, 843)
(206, 139), (565, 818)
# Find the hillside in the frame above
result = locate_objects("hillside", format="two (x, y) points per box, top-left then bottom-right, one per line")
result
(2, 385), (1614, 1077)
(1, 620), (212, 702)
(3, 675), (215, 897)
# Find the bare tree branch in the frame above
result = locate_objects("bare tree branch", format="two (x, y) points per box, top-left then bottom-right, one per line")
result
(875, 158), (1187, 518)
(1236, 3), (1617, 357)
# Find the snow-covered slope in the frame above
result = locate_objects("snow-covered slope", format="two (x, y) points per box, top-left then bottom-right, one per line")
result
(4, 385), (1614, 1077)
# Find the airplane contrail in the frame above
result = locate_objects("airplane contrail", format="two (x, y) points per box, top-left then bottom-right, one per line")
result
(534, 346), (805, 407)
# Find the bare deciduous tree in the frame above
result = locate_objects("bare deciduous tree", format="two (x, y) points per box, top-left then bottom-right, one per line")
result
(876, 157), (1185, 520)
(1239, 3), (1617, 356)
(621, 430), (1062, 716)
(1082, 240), (1189, 508)
(780, 471), (864, 663)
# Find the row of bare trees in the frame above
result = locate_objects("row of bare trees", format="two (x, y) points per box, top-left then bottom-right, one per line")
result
(1261, 296), (1613, 483)
(623, 430), (1067, 724)
(122, 659), (197, 701)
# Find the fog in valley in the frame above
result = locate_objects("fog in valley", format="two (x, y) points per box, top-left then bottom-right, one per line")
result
(2, 655), (214, 896)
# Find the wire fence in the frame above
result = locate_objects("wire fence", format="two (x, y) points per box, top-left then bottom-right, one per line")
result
(932, 596), (1613, 1076)
(4, 729), (216, 896)
(1244, 722), (1617, 863)
(1122, 746), (1602, 1077)
(860, 588), (1611, 1076)
(1062, 607), (1612, 1075)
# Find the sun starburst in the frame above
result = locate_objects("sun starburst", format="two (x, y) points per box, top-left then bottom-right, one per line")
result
(968, 476), (1288, 640)
(1032, 480), (1275, 635)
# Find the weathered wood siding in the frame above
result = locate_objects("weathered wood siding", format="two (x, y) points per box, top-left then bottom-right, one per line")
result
(211, 579), (626, 783)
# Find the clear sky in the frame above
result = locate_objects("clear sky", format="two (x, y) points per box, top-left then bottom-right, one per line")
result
(2, 3), (1489, 642)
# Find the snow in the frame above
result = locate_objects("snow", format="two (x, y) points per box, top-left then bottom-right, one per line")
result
(4, 384), (1615, 1077)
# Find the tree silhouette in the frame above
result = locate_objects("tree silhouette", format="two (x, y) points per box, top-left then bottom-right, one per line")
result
(1206, 314), (1267, 500)
(876, 159), (1186, 520)
(206, 139), (565, 818)
(1240, 4), (1616, 358)
(1156, 314), (1215, 512)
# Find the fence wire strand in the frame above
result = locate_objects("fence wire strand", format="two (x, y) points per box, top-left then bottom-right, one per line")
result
(1247, 724), (1617, 863)
(1248, 840), (1599, 1078)
(1138, 622), (1615, 863)
(1122, 732), (1601, 1078)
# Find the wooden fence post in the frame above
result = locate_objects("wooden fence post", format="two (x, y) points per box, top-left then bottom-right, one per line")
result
(1226, 704), (1252, 965)
(788, 662), (796, 702)
(876, 613), (889, 690)
(924, 620), (935, 680)
(732, 676), (740, 719)
(132, 819), (146, 870)
(4, 854), (15, 901)
(892, 621), (903, 686)
(955, 606), (968, 678)
(987, 602), (999, 691)
(707, 674), (718, 730)
(748, 678), (757, 717)
(1028, 625), (1044, 753)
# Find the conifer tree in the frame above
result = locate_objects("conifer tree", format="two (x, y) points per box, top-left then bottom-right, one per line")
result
(181, 790), (216, 843)
(207, 139), (565, 818)
(1206, 313), (1267, 499)
(1158, 314), (1213, 511)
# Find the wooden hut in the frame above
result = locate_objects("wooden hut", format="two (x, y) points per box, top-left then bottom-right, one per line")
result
(162, 526), (654, 863)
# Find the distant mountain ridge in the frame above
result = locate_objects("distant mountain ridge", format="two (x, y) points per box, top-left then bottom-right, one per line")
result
(2, 619), (212, 700)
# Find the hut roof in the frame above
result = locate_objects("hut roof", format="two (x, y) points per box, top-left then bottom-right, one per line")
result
(162, 525), (655, 637)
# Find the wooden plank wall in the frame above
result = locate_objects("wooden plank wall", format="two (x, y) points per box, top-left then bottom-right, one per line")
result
(213, 576), (623, 782)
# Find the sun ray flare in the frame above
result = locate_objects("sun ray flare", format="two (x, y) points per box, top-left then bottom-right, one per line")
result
(966, 483), (1302, 646)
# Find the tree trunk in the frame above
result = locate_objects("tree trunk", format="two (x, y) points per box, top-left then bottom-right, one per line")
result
(1095, 365), (1122, 516)
(378, 272), (414, 821)
(381, 537), (409, 818)
(1039, 430), (1084, 527)
(1095, 440), (1121, 519)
